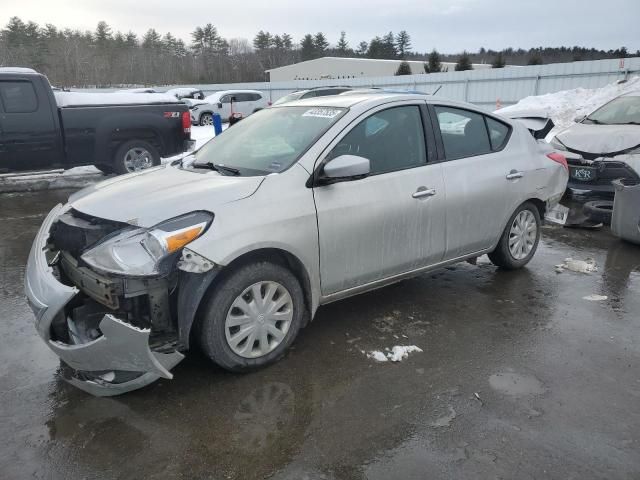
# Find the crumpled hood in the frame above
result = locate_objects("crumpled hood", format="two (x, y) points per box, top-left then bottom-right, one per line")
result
(68, 165), (264, 227)
(556, 123), (640, 154)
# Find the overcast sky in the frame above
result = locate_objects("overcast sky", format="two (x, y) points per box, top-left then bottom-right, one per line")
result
(1, 0), (638, 53)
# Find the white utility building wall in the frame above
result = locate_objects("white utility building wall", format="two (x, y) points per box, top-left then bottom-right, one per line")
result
(265, 56), (491, 81)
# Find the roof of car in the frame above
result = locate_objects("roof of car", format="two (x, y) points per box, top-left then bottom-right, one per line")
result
(0, 67), (38, 74)
(274, 92), (432, 109)
(621, 89), (640, 97)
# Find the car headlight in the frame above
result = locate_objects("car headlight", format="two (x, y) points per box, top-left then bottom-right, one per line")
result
(549, 137), (568, 151)
(81, 211), (213, 277)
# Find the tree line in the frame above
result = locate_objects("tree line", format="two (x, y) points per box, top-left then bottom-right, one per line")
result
(0, 16), (634, 87)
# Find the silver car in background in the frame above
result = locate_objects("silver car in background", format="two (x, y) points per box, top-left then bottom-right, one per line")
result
(25, 93), (568, 396)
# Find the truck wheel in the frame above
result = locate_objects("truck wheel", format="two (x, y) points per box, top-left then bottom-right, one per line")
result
(113, 140), (160, 175)
(488, 202), (541, 270)
(198, 261), (305, 372)
(199, 113), (213, 126)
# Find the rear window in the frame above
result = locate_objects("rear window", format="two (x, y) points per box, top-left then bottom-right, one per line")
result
(486, 117), (510, 150)
(0, 81), (38, 113)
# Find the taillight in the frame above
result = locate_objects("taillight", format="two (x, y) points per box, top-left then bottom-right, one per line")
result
(547, 152), (568, 172)
(182, 111), (191, 135)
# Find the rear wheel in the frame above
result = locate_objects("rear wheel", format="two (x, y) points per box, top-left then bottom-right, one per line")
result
(199, 113), (213, 126)
(198, 261), (305, 372)
(489, 202), (541, 269)
(113, 140), (160, 175)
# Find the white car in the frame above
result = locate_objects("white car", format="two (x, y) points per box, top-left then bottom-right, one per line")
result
(190, 90), (268, 125)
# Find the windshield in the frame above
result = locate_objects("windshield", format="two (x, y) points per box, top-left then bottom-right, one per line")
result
(586, 95), (640, 125)
(273, 92), (305, 106)
(192, 106), (347, 175)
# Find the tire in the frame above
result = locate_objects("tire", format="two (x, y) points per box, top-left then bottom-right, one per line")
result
(198, 261), (305, 372)
(199, 112), (213, 126)
(583, 200), (613, 225)
(112, 140), (160, 175)
(488, 202), (541, 269)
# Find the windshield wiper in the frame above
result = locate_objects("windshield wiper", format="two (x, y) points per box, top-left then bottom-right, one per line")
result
(194, 162), (241, 176)
(585, 117), (607, 125)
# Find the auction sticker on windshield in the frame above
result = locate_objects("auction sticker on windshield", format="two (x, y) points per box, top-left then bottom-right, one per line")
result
(302, 108), (342, 118)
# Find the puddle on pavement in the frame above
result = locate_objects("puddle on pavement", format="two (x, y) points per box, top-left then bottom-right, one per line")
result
(488, 372), (546, 396)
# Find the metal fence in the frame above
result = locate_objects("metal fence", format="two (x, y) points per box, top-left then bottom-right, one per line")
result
(83, 57), (640, 111)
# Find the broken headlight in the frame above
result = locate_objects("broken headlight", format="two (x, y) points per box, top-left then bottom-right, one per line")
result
(80, 211), (213, 277)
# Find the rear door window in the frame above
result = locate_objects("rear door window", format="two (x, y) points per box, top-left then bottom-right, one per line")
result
(0, 81), (38, 113)
(434, 106), (491, 159)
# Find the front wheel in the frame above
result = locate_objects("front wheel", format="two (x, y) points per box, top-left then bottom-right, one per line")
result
(198, 261), (305, 372)
(199, 113), (213, 126)
(489, 202), (541, 269)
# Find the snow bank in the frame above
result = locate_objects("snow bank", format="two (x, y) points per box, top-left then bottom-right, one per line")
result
(497, 76), (640, 138)
(367, 345), (423, 363)
(55, 91), (179, 107)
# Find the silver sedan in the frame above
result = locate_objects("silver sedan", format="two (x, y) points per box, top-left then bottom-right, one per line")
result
(25, 93), (568, 395)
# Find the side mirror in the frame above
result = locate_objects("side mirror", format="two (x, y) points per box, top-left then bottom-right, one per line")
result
(573, 115), (585, 123)
(322, 155), (370, 181)
(217, 102), (223, 109)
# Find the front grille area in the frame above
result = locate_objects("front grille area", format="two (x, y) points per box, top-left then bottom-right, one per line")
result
(567, 158), (640, 187)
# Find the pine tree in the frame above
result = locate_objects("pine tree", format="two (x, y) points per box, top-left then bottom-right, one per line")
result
(313, 32), (329, 56)
(395, 30), (411, 59)
(253, 30), (272, 51)
(281, 33), (293, 50)
(356, 41), (368, 56)
(300, 34), (316, 61)
(454, 51), (472, 71)
(395, 60), (412, 75)
(381, 31), (397, 59)
(491, 52), (506, 68)
(336, 31), (349, 56)
(425, 49), (442, 73)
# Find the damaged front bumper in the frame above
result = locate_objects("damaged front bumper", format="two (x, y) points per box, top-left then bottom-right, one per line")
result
(566, 156), (640, 192)
(25, 204), (184, 396)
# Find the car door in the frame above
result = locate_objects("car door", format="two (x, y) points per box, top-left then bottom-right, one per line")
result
(0, 79), (62, 172)
(431, 104), (527, 259)
(313, 103), (446, 295)
(219, 94), (232, 120)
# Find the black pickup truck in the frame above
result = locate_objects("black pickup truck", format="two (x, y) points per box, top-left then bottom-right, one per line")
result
(0, 68), (194, 174)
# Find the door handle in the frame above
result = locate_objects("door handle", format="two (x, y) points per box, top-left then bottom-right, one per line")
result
(506, 171), (523, 180)
(412, 187), (437, 199)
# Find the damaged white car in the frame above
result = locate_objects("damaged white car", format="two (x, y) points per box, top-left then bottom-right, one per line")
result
(550, 90), (640, 192)
(25, 93), (568, 396)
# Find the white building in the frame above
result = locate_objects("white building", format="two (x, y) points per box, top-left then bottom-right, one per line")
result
(266, 56), (492, 82)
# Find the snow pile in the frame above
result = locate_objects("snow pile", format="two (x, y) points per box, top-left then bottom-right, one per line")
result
(55, 91), (179, 107)
(555, 258), (598, 274)
(497, 76), (640, 137)
(583, 294), (608, 301)
(367, 345), (423, 363)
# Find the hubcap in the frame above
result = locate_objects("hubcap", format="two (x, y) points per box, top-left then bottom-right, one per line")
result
(201, 114), (213, 125)
(123, 147), (153, 172)
(508, 209), (537, 260)
(225, 281), (293, 359)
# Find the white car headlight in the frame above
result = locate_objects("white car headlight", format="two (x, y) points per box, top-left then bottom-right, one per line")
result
(81, 211), (213, 277)
(549, 137), (568, 151)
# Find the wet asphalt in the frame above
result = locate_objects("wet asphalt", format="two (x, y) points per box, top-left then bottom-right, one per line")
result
(0, 189), (639, 480)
